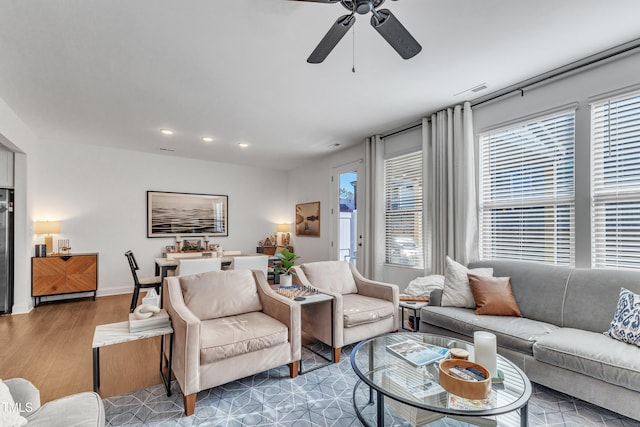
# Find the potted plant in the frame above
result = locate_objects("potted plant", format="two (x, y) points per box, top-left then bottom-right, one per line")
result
(273, 248), (299, 286)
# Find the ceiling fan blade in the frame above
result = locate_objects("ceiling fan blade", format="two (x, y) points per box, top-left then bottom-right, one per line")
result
(307, 14), (355, 64)
(370, 9), (422, 60)
(286, 0), (340, 3)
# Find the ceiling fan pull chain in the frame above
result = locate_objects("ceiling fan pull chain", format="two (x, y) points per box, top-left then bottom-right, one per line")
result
(352, 24), (356, 73)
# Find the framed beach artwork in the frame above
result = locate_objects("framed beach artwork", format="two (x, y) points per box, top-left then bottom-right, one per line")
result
(147, 191), (228, 238)
(295, 201), (320, 237)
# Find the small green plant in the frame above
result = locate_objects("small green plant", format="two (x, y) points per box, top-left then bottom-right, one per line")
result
(273, 248), (299, 276)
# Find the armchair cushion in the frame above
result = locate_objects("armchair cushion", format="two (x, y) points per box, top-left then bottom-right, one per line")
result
(2, 378), (104, 427)
(25, 392), (104, 427)
(342, 294), (395, 327)
(179, 270), (262, 320)
(200, 312), (289, 364)
(1, 380), (28, 426)
(299, 261), (358, 295)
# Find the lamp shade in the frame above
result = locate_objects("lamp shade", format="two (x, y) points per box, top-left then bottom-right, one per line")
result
(34, 221), (61, 235)
(277, 223), (291, 233)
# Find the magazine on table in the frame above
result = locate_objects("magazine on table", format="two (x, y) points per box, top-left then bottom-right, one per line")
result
(448, 392), (497, 411)
(383, 368), (446, 399)
(386, 340), (450, 367)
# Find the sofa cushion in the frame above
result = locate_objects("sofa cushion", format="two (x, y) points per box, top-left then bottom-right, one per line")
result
(421, 306), (559, 354)
(604, 287), (640, 346)
(200, 311), (288, 364)
(468, 274), (522, 317)
(342, 294), (395, 327)
(564, 268), (640, 333)
(25, 392), (104, 427)
(441, 256), (493, 308)
(300, 261), (358, 295)
(468, 260), (572, 326)
(179, 270), (262, 320)
(533, 328), (640, 392)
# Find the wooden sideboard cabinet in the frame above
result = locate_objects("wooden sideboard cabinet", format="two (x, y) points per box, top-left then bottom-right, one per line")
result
(32, 253), (98, 306)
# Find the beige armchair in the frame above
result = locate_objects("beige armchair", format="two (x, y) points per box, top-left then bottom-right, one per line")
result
(165, 269), (301, 416)
(293, 261), (399, 362)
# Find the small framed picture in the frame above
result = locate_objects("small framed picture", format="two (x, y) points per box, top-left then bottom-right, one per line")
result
(296, 201), (320, 237)
(165, 245), (177, 253)
(183, 239), (203, 251)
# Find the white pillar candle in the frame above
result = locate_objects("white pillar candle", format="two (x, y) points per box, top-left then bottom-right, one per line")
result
(474, 331), (497, 379)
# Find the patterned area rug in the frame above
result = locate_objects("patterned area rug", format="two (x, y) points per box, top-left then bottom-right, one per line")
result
(104, 344), (639, 427)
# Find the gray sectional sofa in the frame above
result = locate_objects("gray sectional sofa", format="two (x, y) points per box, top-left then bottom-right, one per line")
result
(418, 260), (640, 421)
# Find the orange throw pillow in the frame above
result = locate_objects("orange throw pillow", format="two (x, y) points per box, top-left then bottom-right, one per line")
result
(467, 273), (522, 317)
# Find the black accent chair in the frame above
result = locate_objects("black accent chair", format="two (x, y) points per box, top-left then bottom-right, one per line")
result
(125, 250), (162, 312)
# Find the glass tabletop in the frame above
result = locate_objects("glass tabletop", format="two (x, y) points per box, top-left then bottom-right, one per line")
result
(350, 332), (532, 419)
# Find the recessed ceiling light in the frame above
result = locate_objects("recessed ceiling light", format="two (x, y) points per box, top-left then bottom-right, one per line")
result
(159, 128), (174, 135)
(238, 143), (249, 148)
(201, 136), (214, 142)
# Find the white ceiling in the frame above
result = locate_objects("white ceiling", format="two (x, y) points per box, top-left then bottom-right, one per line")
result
(1, 0), (640, 171)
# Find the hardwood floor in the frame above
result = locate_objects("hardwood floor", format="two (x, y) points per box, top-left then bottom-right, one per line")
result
(0, 294), (163, 404)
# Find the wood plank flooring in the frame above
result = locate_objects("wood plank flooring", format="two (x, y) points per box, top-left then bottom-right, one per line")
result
(0, 294), (162, 404)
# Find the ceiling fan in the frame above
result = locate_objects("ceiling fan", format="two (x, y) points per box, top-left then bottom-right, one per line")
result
(291, 0), (422, 64)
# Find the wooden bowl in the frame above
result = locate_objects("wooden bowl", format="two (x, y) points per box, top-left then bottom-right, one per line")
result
(438, 359), (491, 400)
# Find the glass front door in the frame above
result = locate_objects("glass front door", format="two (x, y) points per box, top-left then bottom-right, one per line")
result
(333, 161), (363, 269)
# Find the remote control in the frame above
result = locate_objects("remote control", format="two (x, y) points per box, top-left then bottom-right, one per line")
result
(448, 366), (478, 381)
(466, 366), (487, 380)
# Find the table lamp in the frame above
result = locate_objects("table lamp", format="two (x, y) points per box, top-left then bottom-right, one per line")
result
(277, 223), (290, 246)
(35, 220), (61, 256)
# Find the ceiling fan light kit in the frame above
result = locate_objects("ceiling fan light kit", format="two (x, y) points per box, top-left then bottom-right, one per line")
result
(296, 0), (422, 64)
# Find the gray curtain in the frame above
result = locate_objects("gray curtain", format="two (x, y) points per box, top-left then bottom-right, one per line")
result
(423, 101), (478, 274)
(363, 135), (385, 280)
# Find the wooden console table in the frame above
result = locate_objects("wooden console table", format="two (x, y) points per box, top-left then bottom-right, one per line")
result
(31, 253), (98, 306)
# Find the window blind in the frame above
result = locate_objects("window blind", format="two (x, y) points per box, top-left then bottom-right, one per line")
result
(479, 110), (575, 265)
(591, 90), (640, 269)
(384, 151), (423, 267)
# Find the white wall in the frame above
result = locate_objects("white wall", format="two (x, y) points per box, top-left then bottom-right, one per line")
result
(473, 50), (640, 268)
(288, 144), (364, 265)
(25, 139), (289, 306)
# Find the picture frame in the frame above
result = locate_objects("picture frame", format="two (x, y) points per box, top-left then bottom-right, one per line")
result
(295, 201), (320, 237)
(182, 239), (204, 251)
(147, 191), (228, 238)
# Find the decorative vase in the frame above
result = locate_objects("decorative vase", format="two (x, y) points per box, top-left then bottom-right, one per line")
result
(280, 274), (293, 286)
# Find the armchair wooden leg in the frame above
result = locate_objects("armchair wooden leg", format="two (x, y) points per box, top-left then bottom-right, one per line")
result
(183, 393), (196, 416)
(288, 361), (299, 378)
(333, 347), (341, 363)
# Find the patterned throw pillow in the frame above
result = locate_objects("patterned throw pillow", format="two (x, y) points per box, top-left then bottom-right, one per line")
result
(604, 287), (640, 346)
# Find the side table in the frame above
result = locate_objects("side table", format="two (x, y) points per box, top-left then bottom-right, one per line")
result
(296, 292), (335, 374)
(92, 321), (174, 396)
(399, 301), (428, 332)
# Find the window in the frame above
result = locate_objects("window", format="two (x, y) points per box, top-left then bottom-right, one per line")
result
(591, 89), (640, 269)
(479, 110), (576, 265)
(384, 151), (423, 267)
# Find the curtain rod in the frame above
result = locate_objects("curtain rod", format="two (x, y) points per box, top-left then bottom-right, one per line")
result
(381, 37), (640, 139)
(471, 37), (640, 108)
(382, 122), (421, 139)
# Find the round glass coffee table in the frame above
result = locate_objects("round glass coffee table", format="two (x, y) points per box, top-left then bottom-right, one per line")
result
(350, 333), (532, 426)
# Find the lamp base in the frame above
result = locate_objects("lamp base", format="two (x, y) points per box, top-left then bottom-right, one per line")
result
(44, 236), (53, 256)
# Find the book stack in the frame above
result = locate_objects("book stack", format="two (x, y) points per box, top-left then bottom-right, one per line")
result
(128, 309), (171, 333)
